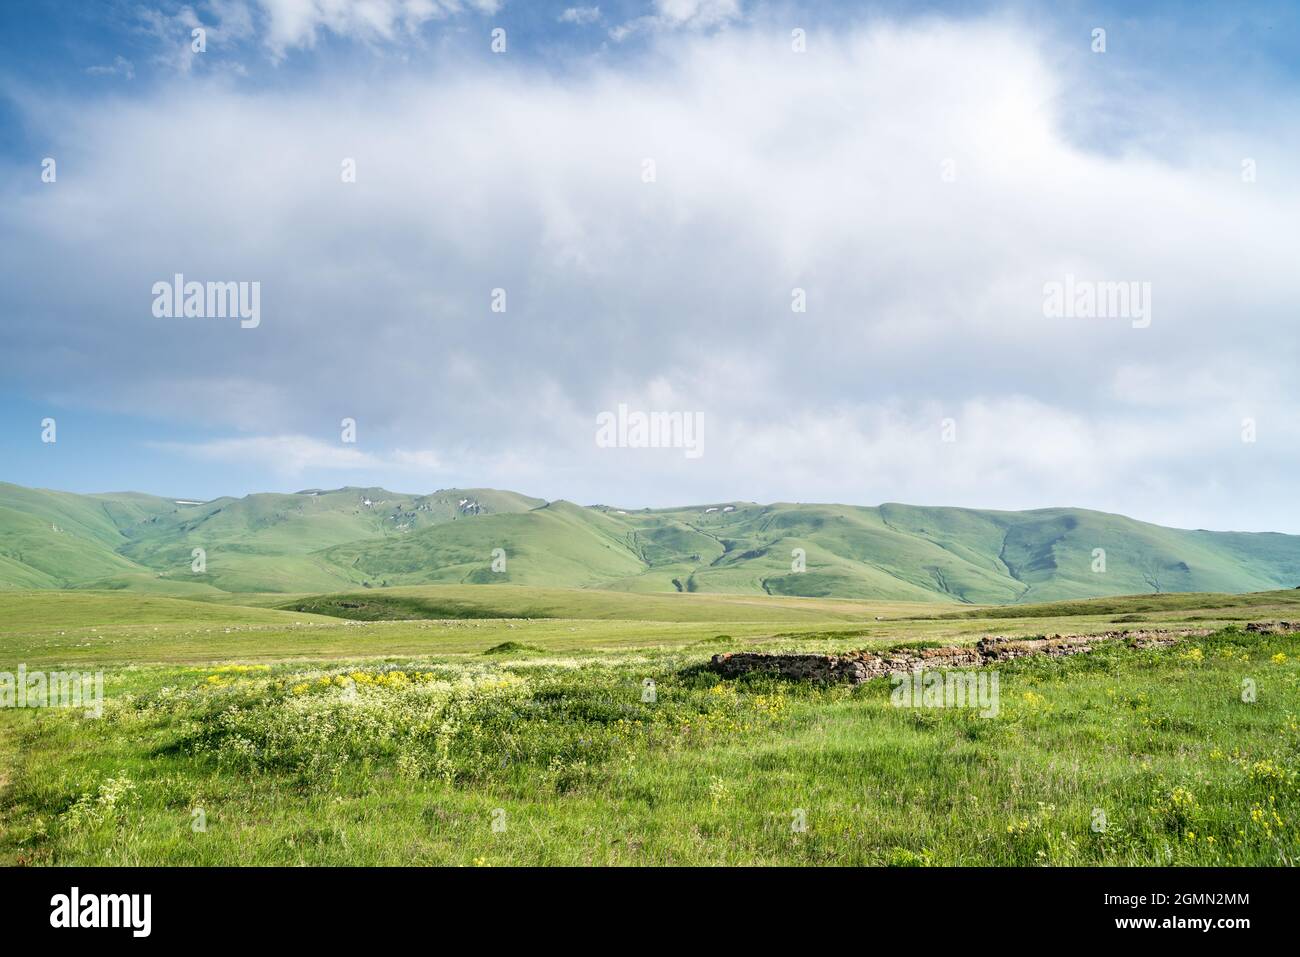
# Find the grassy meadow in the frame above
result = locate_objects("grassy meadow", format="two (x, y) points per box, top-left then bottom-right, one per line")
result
(1, 585), (1298, 865)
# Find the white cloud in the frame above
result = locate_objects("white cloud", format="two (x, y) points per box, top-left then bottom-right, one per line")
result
(654, 0), (741, 28)
(86, 56), (136, 80)
(253, 0), (499, 57)
(611, 0), (741, 40)
(5, 16), (1299, 528)
(390, 448), (444, 471)
(156, 435), (447, 477)
(558, 6), (601, 26)
(155, 435), (383, 475)
(135, 1), (256, 73)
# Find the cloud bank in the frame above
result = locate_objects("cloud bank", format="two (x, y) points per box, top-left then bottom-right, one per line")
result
(2, 14), (1297, 529)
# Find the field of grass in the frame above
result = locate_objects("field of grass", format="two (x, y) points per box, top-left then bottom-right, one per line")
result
(1, 586), (1298, 865)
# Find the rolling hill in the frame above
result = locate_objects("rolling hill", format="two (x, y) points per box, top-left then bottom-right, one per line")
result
(2, 480), (1299, 603)
(0, 483), (541, 595)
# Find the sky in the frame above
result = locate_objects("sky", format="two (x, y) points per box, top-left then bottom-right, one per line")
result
(0, 0), (1298, 530)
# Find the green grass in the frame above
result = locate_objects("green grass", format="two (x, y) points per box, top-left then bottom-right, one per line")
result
(278, 582), (931, 623)
(481, 641), (543, 655)
(939, 588), (1300, 620)
(5, 480), (1300, 603)
(1, 585), (1298, 865)
(7, 585), (1300, 669)
(0, 483), (543, 595)
(1, 622), (1296, 865)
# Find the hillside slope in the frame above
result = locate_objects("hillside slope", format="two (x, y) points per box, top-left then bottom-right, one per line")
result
(319, 498), (1300, 603)
(0, 484), (542, 594)
(1, 481), (1298, 602)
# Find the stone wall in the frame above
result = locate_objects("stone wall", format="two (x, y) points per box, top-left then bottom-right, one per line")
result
(1245, 620), (1300, 634)
(708, 627), (1213, 685)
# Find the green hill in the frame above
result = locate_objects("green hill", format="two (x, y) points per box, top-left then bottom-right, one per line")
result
(323, 500), (646, 588)
(1, 481), (1298, 603)
(0, 483), (541, 594)
(202, 495), (1300, 602)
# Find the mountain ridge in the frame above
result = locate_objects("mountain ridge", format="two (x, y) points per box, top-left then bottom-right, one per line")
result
(2, 480), (1298, 603)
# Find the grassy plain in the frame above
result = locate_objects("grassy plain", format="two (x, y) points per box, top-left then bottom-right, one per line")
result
(1, 585), (1297, 865)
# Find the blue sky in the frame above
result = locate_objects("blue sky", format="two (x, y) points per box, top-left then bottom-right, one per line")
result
(1, 1), (1298, 530)
(3, 1), (1297, 150)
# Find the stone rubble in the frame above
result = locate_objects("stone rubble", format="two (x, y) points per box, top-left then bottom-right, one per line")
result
(1244, 620), (1300, 634)
(708, 627), (1215, 685)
